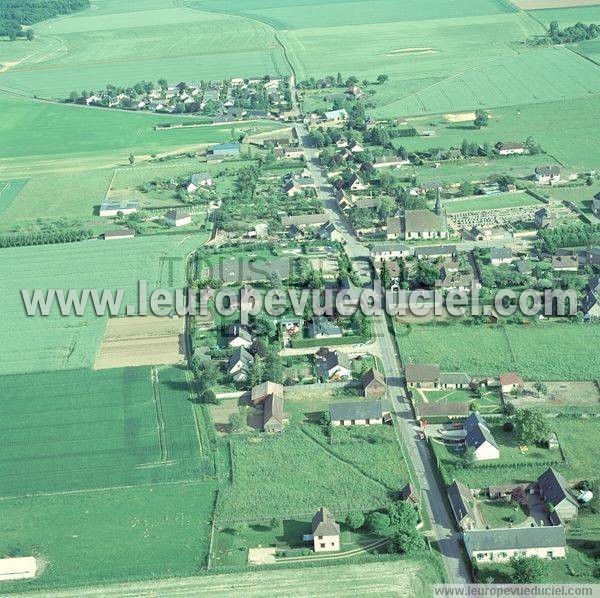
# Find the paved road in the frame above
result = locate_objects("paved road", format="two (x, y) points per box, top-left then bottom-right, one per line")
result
(297, 125), (471, 584)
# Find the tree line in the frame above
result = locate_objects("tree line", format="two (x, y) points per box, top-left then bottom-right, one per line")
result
(0, 0), (89, 40)
(0, 224), (93, 248)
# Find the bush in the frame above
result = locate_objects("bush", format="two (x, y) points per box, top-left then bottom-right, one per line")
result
(346, 510), (365, 530)
(366, 511), (391, 536)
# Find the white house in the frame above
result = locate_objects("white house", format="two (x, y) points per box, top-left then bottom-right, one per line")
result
(329, 399), (391, 427)
(463, 412), (500, 461)
(535, 166), (561, 185)
(227, 324), (252, 349)
(311, 507), (340, 552)
(164, 209), (192, 227)
(99, 201), (138, 218)
(324, 108), (348, 123)
(227, 346), (254, 382)
(186, 172), (212, 193)
(495, 142), (525, 156)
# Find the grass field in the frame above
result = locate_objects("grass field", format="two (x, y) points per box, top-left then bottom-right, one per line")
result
(531, 4), (600, 25)
(444, 192), (541, 213)
(396, 322), (600, 381)
(0, 235), (202, 376)
(0, 365), (209, 497)
(0, 481), (217, 591)
(0, 178), (28, 216)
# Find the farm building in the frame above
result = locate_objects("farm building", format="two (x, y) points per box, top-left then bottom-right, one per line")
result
(464, 526), (566, 563)
(386, 217), (402, 240)
(552, 255), (578, 272)
(99, 201), (138, 217)
(489, 247), (513, 265)
(263, 394), (285, 434)
(227, 324), (253, 349)
(311, 507), (340, 552)
(414, 245), (457, 260)
(103, 229), (135, 240)
(0, 557), (37, 581)
(207, 142), (240, 160)
(371, 243), (411, 263)
(535, 166), (560, 185)
(281, 213), (328, 228)
(324, 109), (348, 123)
(495, 141), (524, 156)
(499, 372), (524, 393)
(316, 348), (351, 381)
(228, 346), (254, 382)
(537, 468), (579, 523)
(186, 172), (212, 192)
(534, 208), (559, 230)
(415, 402), (470, 421)
(329, 399), (391, 427)
(439, 372), (471, 389)
(373, 156), (410, 169)
(404, 209), (448, 241)
(251, 380), (284, 406)
(401, 482), (419, 506)
(447, 480), (477, 531)
(405, 363), (441, 389)
(361, 368), (386, 397)
(164, 210), (192, 227)
(463, 412), (499, 461)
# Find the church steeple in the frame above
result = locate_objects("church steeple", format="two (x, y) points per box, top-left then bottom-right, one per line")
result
(435, 186), (442, 215)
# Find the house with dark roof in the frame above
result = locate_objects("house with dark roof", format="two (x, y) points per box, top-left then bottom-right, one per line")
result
(583, 274), (600, 319)
(348, 173), (368, 191)
(593, 194), (600, 218)
(311, 507), (340, 552)
(361, 368), (386, 397)
(463, 412), (500, 461)
(227, 346), (254, 382)
(538, 468), (579, 523)
(405, 363), (441, 389)
(401, 482), (419, 506)
(308, 316), (343, 340)
(490, 247), (513, 265)
(464, 526), (566, 563)
(164, 210), (192, 227)
(316, 348), (352, 381)
(534, 207), (559, 230)
(552, 255), (578, 272)
(495, 141), (524, 156)
(404, 209), (448, 240)
(329, 399), (391, 427)
(386, 216), (402, 240)
(447, 480), (477, 531)
(263, 394), (285, 434)
(227, 323), (253, 349)
(535, 165), (560, 185)
(251, 381), (284, 405)
(415, 402), (470, 421)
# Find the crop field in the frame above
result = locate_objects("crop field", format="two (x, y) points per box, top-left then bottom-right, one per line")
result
(0, 365), (208, 497)
(0, 481), (217, 592)
(0, 235), (200, 376)
(395, 322), (600, 380)
(444, 192), (542, 213)
(530, 3), (600, 22)
(216, 424), (407, 523)
(0, 178), (27, 216)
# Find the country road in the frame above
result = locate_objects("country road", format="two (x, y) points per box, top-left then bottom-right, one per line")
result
(296, 123), (472, 584)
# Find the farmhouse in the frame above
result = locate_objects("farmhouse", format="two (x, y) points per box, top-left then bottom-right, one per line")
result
(538, 468), (579, 523)
(463, 412), (500, 461)
(499, 372), (524, 393)
(371, 243), (411, 263)
(535, 166), (561, 185)
(404, 209), (448, 240)
(414, 245), (457, 260)
(311, 507), (340, 552)
(593, 195), (600, 218)
(373, 156), (410, 169)
(308, 316), (343, 339)
(447, 480), (477, 531)
(439, 372), (471, 389)
(415, 402), (470, 421)
(348, 173), (368, 191)
(324, 109), (348, 123)
(489, 247), (513, 265)
(164, 210), (192, 227)
(263, 393), (285, 434)
(329, 399), (391, 427)
(361, 368), (386, 397)
(405, 363), (441, 389)
(99, 201), (138, 217)
(535, 208), (559, 230)
(464, 526), (566, 563)
(283, 179), (303, 197)
(103, 229), (135, 240)
(583, 276), (600, 319)
(386, 217), (402, 240)
(207, 142), (240, 161)
(251, 380), (284, 405)
(228, 346), (254, 382)
(228, 323), (253, 349)
(0, 557), (37, 581)
(316, 348), (352, 381)
(186, 172), (212, 192)
(281, 213), (328, 227)
(495, 141), (524, 156)
(552, 255), (578, 272)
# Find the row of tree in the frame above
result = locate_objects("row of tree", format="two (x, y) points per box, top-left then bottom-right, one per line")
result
(0, 225), (93, 248)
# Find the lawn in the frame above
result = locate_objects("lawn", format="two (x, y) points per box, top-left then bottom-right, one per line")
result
(395, 322), (600, 381)
(0, 481), (217, 591)
(216, 423), (407, 523)
(0, 235), (203, 376)
(0, 366), (209, 497)
(0, 179), (28, 216)
(479, 499), (528, 528)
(444, 192), (542, 214)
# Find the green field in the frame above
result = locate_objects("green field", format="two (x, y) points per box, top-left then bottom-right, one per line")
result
(444, 192), (541, 213)
(0, 481), (217, 591)
(531, 5), (600, 26)
(0, 235), (202, 376)
(0, 178), (28, 216)
(0, 366), (209, 497)
(396, 322), (600, 381)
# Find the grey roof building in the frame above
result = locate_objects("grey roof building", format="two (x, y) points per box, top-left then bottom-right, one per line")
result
(405, 363), (441, 387)
(447, 480), (477, 530)
(538, 468), (579, 522)
(464, 525), (566, 556)
(329, 399), (391, 423)
(312, 507), (340, 536)
(263, 394), (285, 434)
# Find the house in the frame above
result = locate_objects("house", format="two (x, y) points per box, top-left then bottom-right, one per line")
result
(349, 142), (364, 153)
(227, 323), (253, 349)
(308, 316), (343, 339)
(401, 482), (419, 506)
(281, 213), (328, 227)
(538, 468), (579, 523)
(228, 346), (254, 382)
(463, 412), (500, 461)
(263, 394), (285, 433)
(439, 372), (471, 389)
(499, 372), (524, 393)
(316, 348), (352, 381)
(348, 173), (368, 191)
(592, 194), (600, 218)
(284, 147), (304, 159)
(329, 399), (391, 427)
(311, 507), (340, 552)
(495, 141), (524, 156)
(435, 149), (462, 161)
(207, 142), (240, 161)
(386, 217), (402, 240)
(316, 221), (342, 242)
(186, 172), (212, 192)
(552, 255), (578, 272)
(283, 179), (303, 197)
(447, 480), (477, 531)
(583, 275), (600, 319)
(464, 526), (566, 563)
(373, 156), (410, 169)
(0, 556), (37, 581)
(371, 243), (411, 263)
(99, 201), (138, 217)
(414, 245), (457, 260)
(436, 272), (474, 293)
(535, 165), (561, 185)
(164, 209), (192, 227)
(404, 209), (448, 240)
(103, 229), (135, 240)
(586, 248), (600, 267)
(361, 368), (386, 397)
(534, 208), (559, 230)
(324, 109), (348, 123)
(405, 363), (440, 389)
(490, 247), (513, 265)
(415, 402), (470, 421)
(251, 380), (284, 405)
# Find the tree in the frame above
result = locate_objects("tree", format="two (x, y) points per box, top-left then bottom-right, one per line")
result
(474, 110), (489, 128)
(462, 446), (476, 469)
(26, 29), (34, 41)
(460, 181), (474, 197)
(388, 501), (418, 530)
(128, 154), (135, 166)
(346, 511), (365, 530)
(387, 529), (426, 555)
(270, 517), (279, 529)
(514, 407), (552, 444)
(366, 511), (391, 536)
(252, 313), (276, 339)
(510, 555), (550, 584)
(533, 381), (548, 397)
(229, 411), (246, 432)
(377, 74), (389, 84)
